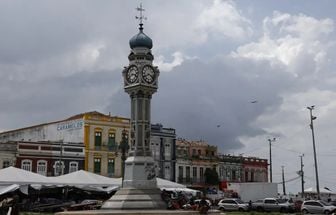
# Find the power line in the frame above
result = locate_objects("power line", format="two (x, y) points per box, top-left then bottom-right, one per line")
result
(274, 176), (301, 185)
(272, 144), (336, 157)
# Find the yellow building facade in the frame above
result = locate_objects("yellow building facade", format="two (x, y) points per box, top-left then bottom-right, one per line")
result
(82, 112), (130, 177)
(0, 111), (130, 178)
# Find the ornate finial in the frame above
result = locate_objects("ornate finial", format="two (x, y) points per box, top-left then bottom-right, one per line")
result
(135, 3), (147, 31)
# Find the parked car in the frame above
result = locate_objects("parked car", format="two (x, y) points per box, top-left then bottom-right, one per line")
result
(301, 200), (336, 214)
(251, 198), (294, 212)
(217, 198), (249, 211)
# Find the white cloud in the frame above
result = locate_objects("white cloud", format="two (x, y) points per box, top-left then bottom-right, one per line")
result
(238, 88), (336, 192)
(155, 52), (196, 72)
(194, 0), (253, 42)
(76, 42), (105, 71)
(232, 11), (335, 75)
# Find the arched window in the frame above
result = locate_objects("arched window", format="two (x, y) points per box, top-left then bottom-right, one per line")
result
(69, 161), (78, 173)
(37, 160), (47, 176)
(53, 161), (64, 176)
(21, 159), (32, 172)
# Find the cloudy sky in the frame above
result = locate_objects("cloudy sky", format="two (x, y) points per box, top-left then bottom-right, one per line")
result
(1, 0), (336, 194)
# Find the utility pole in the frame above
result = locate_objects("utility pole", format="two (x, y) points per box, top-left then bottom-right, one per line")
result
(282, 166), (286, 196)
(299, 154), (305, 198)
(268, 138), (276, 183)
(307, 105), (320, 200)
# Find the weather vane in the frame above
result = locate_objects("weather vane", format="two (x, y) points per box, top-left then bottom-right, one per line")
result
(135, 3), (147, 29)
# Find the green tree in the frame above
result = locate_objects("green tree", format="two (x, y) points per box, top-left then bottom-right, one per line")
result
(204, 168), (219, 185)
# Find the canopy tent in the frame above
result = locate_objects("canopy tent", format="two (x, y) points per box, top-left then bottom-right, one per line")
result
(0, 184), (20, 195)
(304, 187), (335, 194)
(51, 170), (121, 187)
(161, 187), (201, 197)
(0, 168), (187, 193)
(0, 167), (51, 185)
(156, 178), (186, 189)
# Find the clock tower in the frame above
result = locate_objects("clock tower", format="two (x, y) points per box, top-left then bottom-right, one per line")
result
(101, 4), (165, 209)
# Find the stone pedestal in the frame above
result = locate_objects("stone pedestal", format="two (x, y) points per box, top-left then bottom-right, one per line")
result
(101, 188), (165, 210)
(101, 156), (166, 210)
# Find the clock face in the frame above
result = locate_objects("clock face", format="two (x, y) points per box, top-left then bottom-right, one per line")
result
(126, 66), (138, 83)
(142, 65), (155, 84)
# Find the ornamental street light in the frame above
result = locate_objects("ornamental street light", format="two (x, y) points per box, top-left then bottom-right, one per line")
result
(307, 105), (320, 200)
(119, 128), (129, 187)
(268, 137), (276, 183)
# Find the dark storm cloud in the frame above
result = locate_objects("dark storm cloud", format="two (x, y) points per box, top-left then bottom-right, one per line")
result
(0, 1), (135, 63)
(0, 68), (123, 129)
(106, 56), (296, 152)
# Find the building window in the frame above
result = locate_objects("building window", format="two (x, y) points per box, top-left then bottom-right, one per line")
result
(2, 160), (11, 168)
(37, 160), (47, 176)
(108, 159), (115, 176)
(94, 158), (101, 174)
(54, 161), (64, 176)
(219, 166), (223, 177)
(69, 161), (78, 173)
(200, 167), (204, 182)
(95, 131), (102, 149)
(198, 150), (202, 156)
(192, 167), (197, 179)
(108, 133), (116, 151)
(164, 166), (170, 179)
(232, 170), (236, 181)
(178, 166), (183, 183)
(192, 149), (196, 156)
(21, 159), (32, 172)
(186, 166), (191, 183)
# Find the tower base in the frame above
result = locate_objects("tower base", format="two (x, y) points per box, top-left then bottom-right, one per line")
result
(101, 187), (166, 210)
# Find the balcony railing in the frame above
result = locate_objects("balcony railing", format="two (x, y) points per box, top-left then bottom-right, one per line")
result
(94, 145), (118, 152)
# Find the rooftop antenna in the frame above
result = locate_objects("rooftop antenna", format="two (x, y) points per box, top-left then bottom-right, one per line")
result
(135, 3), (147, 30)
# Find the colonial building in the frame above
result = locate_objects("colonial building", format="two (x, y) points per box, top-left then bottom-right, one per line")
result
(0, 111), (130, 177)
(14, 140), (84, 176)
(175, 139), (218, 186)
(218, 154), (243, 182)
(242, 156), (268, 182)
(150, 124), (176, 181)
(0, 142), (17, 169)
(217, 154), (268, 190)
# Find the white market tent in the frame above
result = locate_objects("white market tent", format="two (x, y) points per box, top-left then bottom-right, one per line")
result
(304, 187), (335, 194)
(0, 167), (52, 185)
(51, 170), (121, 187)
(156, 178), (186, 189)
(0, 167), (191, 194)
(0, 184), (20, 195)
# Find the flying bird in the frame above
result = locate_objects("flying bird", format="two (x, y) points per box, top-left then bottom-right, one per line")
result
(216, 125), (221, 128)
(250, 100), (258, 103)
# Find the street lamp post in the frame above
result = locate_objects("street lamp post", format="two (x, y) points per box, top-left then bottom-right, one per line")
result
(119, 128), (129, 187)
(307, 105), (320, 200)
(268, 138), (276, 183)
